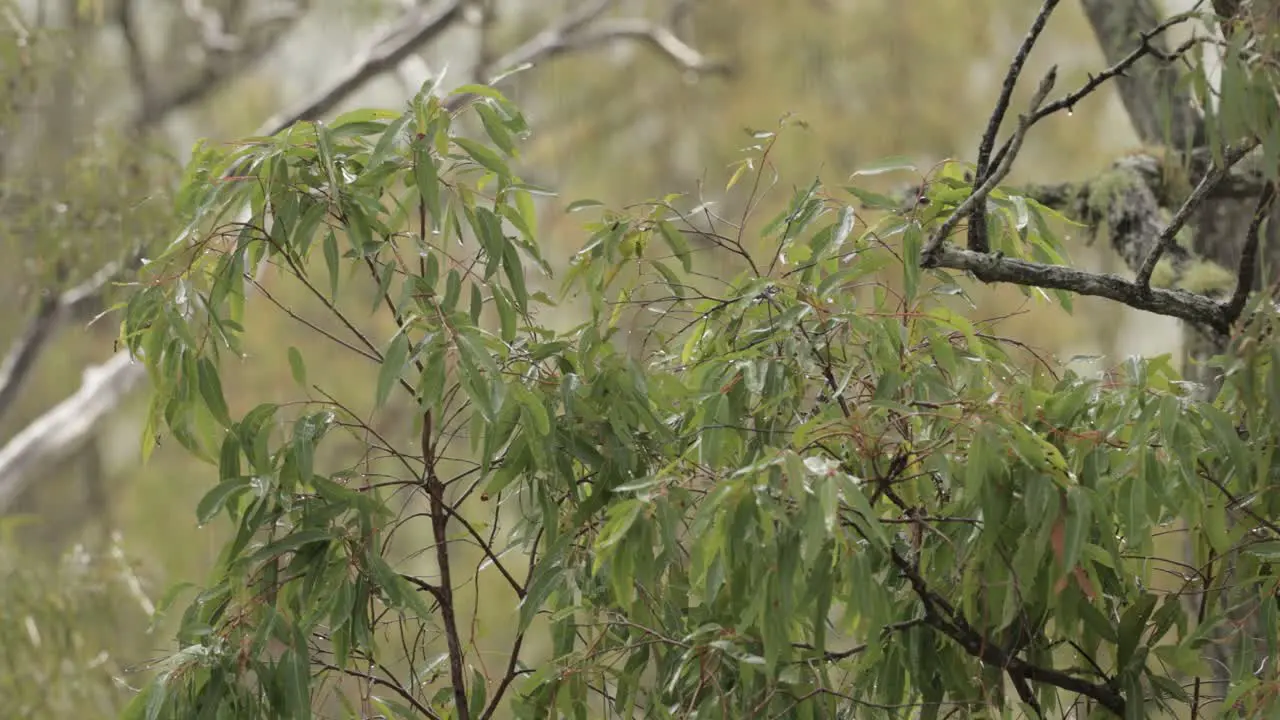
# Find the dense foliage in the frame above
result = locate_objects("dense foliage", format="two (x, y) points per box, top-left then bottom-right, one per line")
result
(119, 82), (1280, 720)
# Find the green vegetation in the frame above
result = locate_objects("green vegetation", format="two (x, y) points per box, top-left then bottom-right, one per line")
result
(118, 85), (1280, 719)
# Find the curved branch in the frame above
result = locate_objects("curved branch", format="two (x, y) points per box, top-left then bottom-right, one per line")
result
(926, 245), (1231, 333)
(259, 0), (466, 134)
(1079, 0), (1205, 147)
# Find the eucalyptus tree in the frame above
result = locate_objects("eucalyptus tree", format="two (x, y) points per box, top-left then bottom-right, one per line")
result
(120, 3), (1280, 719)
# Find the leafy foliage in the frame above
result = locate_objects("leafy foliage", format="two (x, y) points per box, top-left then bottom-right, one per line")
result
(121, 83), (1280, 719)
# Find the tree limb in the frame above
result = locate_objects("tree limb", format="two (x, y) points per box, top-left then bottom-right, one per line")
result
(560, 18), (730, 75)
(0, 352), (146, 513)
(258, 0), (466, 134)
(478, 0), (730, 88)
(923, 68), (1057, 261)
(886, 543), (1126, 716)
(968, 0), (1062, 254)
(1136, 138), (1259, 288)
(0, 255), (138, 428)
(134, 0), (310, 130)
(1225, 181), (1277, 322)
(1079, 0), (1206, 148)
(928, 245), (1231, 332)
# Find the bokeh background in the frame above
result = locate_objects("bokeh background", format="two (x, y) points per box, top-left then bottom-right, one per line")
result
(0, 0), (1198, 716)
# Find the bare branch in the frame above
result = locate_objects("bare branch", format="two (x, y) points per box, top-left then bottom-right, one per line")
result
(927, 245), (1230, 333)
(0, 352), (147, 513)
(922, 67), (1057, 260)
(133, 1), (309, 130)
(0, 256), (138, 428)
(453, 0), (727, 111)
(1136, 139), (1259, 288)
(114, 0), (151, 109)
(989, 16), (1206, 173)
(259, 0), (466, 134)
(1079, 0), (1206, 147)
(968, 0), (1062, 253)
(1225, 182), (1277, 323)
(563, 18), (730, 75)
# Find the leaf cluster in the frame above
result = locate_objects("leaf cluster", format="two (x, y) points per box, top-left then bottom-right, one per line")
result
(120, 84), (1280, 719)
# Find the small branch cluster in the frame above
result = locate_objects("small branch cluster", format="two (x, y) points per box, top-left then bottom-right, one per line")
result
(918, 1), (1271, 338)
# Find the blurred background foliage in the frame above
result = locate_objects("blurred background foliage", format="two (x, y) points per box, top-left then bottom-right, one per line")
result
(0, 0), (1191, 716)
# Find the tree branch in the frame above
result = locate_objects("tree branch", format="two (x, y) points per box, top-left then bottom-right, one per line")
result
(0, 352), (147, 513)
(478, 0), (729, 86)
(134, 0), (309, 130)
(922, 68), (1057, 260)
(886, 544), (1126, 716)
(0, 255), (138, 428)
(115, 0), (151, 111)
(1225, 181), (1276, 322)
(258, 0), (467, 134)
(1079, 0), (1205, 147)
(968, 0), (1062, 253)
(927, 245), (1231, 333)
(1136, 139), (1259, 288)
(561, 18), (730, 75)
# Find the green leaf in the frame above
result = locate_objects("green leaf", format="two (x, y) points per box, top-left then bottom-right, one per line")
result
(851, 156), (917, 177)
(512, 384), (551, 437)
(502, 242), (529, 312)
(469, 666), (488, 720)
(376, 331), (411, 410)
(1061, 486), (1090, 572)
(837, 474), (888, 547)
(414, 141), (442, 232)
(519, 543), (568, 632)
(442, 269), (462, 312)
(470, 282), (484, 325)
(196, 476), (252, 524)
(454, 136), (509, 177)
(566, 199), (604, 213)
(197, 357), (232, 428)
(844, 185), (902, 210)
(476, 102), (516, 156)
(493, 287), (517, 343)
(369, 112), (413, 168)
(656, 220), (693, 272)
(287, 346), (308, 389)
(1117, 592), (1157, 670)
(247, 529), (333, 565)
(323, 230), (341, 298)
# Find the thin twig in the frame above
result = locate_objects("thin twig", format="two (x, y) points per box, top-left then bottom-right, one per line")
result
(968, 0), (1062, 252)
(1135, 139), (1260, 289)
(260, 0), (467, 133)
(1225, 181), (1276, 323)
(988, 13), (1205, 173)
(922, 67), (1057, 260)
